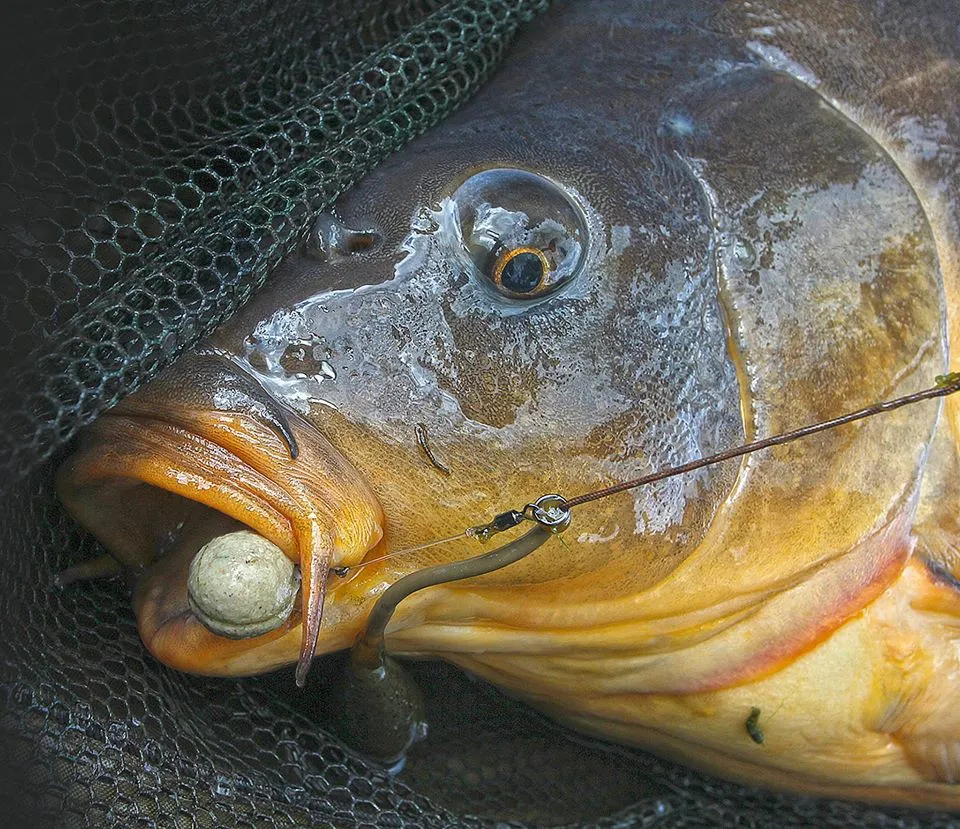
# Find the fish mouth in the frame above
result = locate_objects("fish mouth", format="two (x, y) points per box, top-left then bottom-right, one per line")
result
(56, 352), (384, 685)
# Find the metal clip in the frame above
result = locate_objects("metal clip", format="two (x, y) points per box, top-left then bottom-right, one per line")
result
(467, 493), (571, 541)
(522, 494), (571, 534)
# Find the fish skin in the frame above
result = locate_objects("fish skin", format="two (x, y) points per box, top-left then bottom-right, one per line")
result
(57, 0), (960, 807)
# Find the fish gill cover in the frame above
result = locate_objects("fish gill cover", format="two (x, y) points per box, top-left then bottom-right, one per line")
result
(0, 0), (957, 827)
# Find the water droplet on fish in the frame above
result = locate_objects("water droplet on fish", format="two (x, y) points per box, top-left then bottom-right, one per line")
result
(734, 238), (757, 267)
(280, 337), (322, 375)
(333, 336), (354, 355)
(610, 224), (632, 256)
(660, 112), (696, 138)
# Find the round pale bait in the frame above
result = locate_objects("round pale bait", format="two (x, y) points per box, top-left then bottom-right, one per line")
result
(187, 530), (300, 639)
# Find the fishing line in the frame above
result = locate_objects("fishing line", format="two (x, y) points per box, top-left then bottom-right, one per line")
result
(332, 531), (470, 575)
(335, 373), (960, 574)
(563, 373), (960, 509)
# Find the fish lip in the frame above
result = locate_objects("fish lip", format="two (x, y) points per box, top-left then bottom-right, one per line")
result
(57, 408), (303, 567)
(56, 377), (385, 677)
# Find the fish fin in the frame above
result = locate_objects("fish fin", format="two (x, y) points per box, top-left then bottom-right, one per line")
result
(911, 395), (960, 583)
(900, 739), (960, 785)
(869, 558), (960, 785)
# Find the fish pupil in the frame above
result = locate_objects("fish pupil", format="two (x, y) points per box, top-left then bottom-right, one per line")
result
(500, 251), (545, 294)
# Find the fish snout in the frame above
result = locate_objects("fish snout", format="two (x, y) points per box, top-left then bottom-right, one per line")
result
(56, 351), (384, 683)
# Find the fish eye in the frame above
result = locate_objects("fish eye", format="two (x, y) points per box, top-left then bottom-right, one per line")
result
(492, 245), (551, 297)
(451, 168), (587, 300)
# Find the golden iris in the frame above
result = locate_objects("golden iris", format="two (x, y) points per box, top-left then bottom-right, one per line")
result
(491, 246), (552, 297)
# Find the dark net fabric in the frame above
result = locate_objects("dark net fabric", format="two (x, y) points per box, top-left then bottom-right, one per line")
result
(0, 0), (553, 472)
(0, 1), (958, 827)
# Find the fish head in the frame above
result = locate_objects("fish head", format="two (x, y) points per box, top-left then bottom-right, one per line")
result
(57, 0), (956, 804)
(59, 6), (754, 676)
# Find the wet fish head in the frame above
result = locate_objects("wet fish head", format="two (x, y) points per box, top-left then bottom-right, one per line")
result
(58, 0), (946, 781)
(223, 44), (746, 599)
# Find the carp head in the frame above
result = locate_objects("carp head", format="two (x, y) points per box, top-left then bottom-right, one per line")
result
(57, 0), (960, 808)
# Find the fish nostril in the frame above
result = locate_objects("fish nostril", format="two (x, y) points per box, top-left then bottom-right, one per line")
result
(307, 212), (383, 260)
(341, 229), (382, 255)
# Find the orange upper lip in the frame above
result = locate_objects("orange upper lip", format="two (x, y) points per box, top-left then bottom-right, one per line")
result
(56, 352), (384, 683)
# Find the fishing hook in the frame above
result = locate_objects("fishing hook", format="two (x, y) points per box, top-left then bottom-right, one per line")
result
(329, 495), (570, 763)
(352, 493), (570, 670)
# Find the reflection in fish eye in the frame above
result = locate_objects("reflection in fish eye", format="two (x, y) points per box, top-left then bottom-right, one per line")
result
(451, 167), (587, 300)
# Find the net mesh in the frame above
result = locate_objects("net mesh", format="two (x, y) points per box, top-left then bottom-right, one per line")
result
(0, 1), (957, 826)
